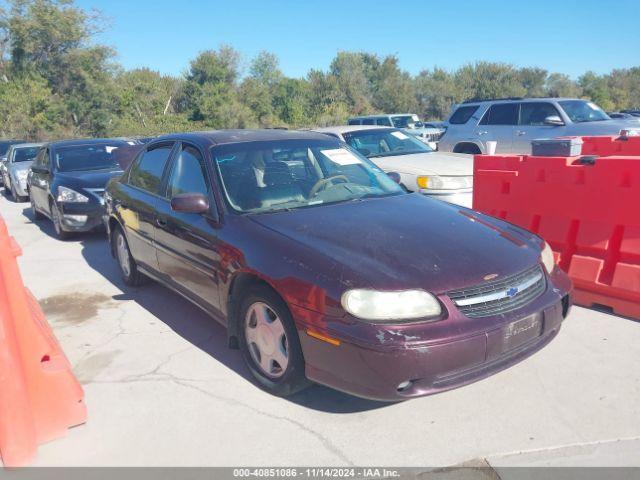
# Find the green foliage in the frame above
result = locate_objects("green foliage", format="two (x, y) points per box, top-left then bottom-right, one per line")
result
(0, 0), (638, 141)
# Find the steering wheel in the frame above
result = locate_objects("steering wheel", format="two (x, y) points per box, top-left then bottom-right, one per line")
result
(309, 175), (349, 197)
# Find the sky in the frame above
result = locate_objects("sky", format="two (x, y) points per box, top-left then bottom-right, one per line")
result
(75, 0), (640, 79)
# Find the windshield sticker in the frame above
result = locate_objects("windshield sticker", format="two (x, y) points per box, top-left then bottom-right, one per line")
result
(321, 148), (362, 166)
(390, 131), (409, 140)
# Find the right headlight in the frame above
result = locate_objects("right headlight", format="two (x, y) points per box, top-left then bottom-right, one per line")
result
(57, 186), (89, 203)
(341, 289), (442, 322)
(541, 241), (556, 274)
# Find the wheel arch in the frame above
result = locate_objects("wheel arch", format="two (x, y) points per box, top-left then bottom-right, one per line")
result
(226, 271), (286, 350)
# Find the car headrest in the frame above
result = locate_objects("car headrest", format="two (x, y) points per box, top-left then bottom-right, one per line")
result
(263, 161), (293, 186)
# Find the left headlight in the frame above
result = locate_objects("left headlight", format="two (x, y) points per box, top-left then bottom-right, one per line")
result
(16, 169), (28, 181)
(416, 175), (473, 190)
(57, 186), (89, 203)
(541, 241), (556, 274)
(341, 289), (442, 322)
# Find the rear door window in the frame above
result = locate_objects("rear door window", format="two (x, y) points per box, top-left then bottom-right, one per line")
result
(128, 142), (174, 194)
(376, 117), (392, 126)
(449, 105), (480, 124)
(347, 119), (361, 125)
(362, 118), (375, 125)
(480, 104), (518, 125)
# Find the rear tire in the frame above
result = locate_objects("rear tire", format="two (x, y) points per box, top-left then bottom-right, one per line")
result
(238, 285), (311, 397)
(113, 226), (144, 287)
(454, 143), (482, 155)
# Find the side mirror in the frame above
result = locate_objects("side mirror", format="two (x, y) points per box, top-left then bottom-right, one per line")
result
(543, 115), (564, 126)
(31, 165), (50, 174)
(387, 172), (402, 184)
(170, 193), (210, 214)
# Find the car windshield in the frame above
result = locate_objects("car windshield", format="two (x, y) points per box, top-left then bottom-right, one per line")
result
(13, 147), (40, 163)
(213, 138), (403, 214)
(558, 100), (610, 123)
(391, 115), (423, 128)
(55, 144), (123, 172)
(342, 129), (433, 158)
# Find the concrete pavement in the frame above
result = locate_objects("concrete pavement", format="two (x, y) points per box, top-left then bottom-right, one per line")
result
(0, 191), (638, 468)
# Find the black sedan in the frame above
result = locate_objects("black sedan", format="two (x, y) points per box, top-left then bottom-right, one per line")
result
(28, 138), (132, 239)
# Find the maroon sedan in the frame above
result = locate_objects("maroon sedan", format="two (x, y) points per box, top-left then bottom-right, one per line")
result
(104, 130), (572, 401)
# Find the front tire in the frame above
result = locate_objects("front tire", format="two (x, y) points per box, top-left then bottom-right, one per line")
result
(50, 201), (72, 240)
(113, 226), (144, 286)
(238, 285), (310, 397)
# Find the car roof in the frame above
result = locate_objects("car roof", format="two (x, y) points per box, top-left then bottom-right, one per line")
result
(461, 97), (581, 106)
(45, 138), (132, 149)
(154, 129), (335, 146)
(350, 113), (416, 118)
(314, 125), (392, 135)
(10, 142), (44, 149)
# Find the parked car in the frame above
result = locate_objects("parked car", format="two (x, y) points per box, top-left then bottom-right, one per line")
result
(27, 138), (130, 239)
(438, 97), (640, 154)
(607, 112), (640, 122)
(620, 110), (640, 118)
(348, 114), (444, 145)
(0, 139), (26, 186)
(1, 143), (44, 202)
(104, 129), (572, 401)
(315, 125), (473, 207)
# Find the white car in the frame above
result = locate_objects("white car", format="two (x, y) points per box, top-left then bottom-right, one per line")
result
(314, 125), (473, 207)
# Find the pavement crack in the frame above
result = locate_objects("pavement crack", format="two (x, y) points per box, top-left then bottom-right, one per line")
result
(172, 378), (355, 466)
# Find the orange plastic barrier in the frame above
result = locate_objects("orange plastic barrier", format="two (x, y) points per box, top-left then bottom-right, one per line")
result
(473, 153), (640, 319)
(580, 135), (640, 157)
(0, 216), (86, 467)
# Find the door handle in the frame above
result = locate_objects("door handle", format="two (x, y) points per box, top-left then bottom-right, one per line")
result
(477, 131), (488, 136)
(516, 130), (527, 136)
(156, 218), (167, 227)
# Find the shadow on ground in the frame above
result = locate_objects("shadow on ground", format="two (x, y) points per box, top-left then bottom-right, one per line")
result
(21, 206), (392, 413)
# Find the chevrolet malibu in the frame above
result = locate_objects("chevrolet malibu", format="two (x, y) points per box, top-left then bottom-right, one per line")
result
(105, 130), (572, 401)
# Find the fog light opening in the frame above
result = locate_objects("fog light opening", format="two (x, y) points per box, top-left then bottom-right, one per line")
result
(397, 380), (414, 393)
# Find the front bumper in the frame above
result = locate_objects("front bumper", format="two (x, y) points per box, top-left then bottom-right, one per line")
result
(420, 189), (473, 208)
(13, 178), (29, 197)
(296, 268), (572, 402)
(58, 202), (105, 232)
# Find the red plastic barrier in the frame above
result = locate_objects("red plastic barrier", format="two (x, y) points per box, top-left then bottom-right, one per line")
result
(0, 216), (87, 467)
(580, 135), (640, 157)
(473, 153), (640, 319)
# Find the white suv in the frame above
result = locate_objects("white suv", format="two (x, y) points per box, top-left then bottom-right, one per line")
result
(438, 97), (639, 155)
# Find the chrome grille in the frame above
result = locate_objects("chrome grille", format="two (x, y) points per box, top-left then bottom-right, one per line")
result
(448, 265), (546, 318)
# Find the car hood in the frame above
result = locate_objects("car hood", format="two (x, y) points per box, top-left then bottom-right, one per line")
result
(566, 119), (639, 134)
(11, 161), (34, 172)
(55, 168), (123, 188)
(249, 193), (542, 294)
(369, 151), (473, 177)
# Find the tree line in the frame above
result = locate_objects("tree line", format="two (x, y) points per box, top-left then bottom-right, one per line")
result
(1, 0), (639, 141)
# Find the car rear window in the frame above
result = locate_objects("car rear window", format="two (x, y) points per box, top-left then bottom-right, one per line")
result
(449, 106), (479, 124)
